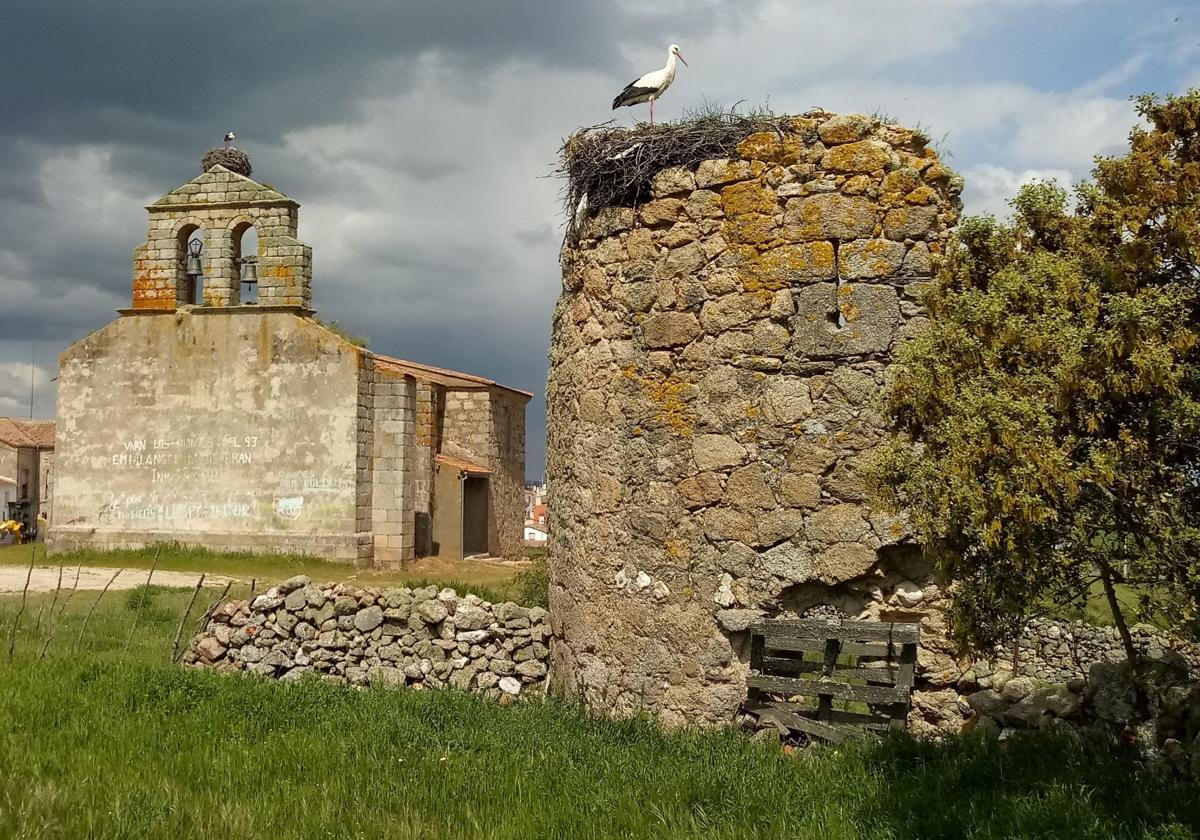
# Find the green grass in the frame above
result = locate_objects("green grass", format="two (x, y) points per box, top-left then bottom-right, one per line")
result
(0, 543), (536, 606)
(1, 586), (1198, 838)
(1048, 580), (1175, 632)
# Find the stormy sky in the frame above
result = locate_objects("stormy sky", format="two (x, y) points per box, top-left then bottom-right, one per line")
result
(1, 0), (1196, 479)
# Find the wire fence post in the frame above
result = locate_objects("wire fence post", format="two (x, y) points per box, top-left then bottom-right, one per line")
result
(76, 568), (122, 651)
(38, 563), (83, 662)
(124, 545), (162, 654)
(170, 574), (206, 663)
(190, 580), (233, 646)
(5, 544), (37, 663)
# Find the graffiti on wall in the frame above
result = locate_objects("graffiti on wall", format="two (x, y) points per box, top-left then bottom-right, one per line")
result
(86, 433), (351, 529)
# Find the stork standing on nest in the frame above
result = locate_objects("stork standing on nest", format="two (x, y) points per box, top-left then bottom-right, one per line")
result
(223, 131), (236, 148)
(612, 44), (688, 126)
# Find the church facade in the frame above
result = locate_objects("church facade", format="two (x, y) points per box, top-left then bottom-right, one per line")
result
(47, 156), (529, 566)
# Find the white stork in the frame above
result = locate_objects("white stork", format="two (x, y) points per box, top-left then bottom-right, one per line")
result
(612, 44), (688, 126)
(223, 131), (236, 147)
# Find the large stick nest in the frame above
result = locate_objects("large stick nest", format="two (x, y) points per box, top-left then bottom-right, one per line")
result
(556, 109), (803, 223)
(201, 147), (252, 178)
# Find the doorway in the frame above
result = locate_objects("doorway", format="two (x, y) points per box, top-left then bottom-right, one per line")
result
(462, 476), (489, 556)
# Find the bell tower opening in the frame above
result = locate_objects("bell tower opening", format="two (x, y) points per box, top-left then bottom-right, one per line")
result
(176, 225), (204, 306)
(233, 222), (259, 305)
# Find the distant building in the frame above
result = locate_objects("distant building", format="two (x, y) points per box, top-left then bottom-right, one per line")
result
(523, 523), (548, 544)
(0, 418), (55, 536)
(523, 481), (547, 520)
(48, 153), (529, 565)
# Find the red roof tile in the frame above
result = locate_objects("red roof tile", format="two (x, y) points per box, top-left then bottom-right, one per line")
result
(370, 353), (533, 399)
(0, 418), (55, 449)
(435, 453), (492, 475)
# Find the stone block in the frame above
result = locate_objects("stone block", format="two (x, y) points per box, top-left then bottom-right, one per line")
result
(642, 312), (701, 348)
(883, 206), (938, 240)
(818, 114), (874, 145)
(783, 194), (877, 241)
(821, 140), (894, 173)
(693, 435), (747, 471)
(791, 283), (901, 357)
(839, 239), (907, 279)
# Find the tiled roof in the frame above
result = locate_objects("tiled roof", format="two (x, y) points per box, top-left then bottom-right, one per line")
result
(371, 353), (534, 400)
(0, 418), (55, 449)
(435, 453), (492, 475)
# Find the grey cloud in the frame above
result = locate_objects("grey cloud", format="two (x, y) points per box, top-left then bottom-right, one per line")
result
(513, 225), (555, 247)
(0, 0), (1174, 481)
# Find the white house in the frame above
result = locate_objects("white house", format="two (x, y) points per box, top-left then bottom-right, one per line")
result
(523, 522), (547, 544)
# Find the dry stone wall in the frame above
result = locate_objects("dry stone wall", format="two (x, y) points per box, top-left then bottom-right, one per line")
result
(547, 112), (962, 726)
(186, 575), (551, 698)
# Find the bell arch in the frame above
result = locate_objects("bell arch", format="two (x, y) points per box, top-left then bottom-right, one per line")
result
(132, 160), (311, 310)
(228, 215), (261, 305)
(172, 219), (206, 306)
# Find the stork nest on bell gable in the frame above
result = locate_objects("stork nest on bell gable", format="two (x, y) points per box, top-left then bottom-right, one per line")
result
(556, 104), (801, 223)
(201, 147), (253, 178)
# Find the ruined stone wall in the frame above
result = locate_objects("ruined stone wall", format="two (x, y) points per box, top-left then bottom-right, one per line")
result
(49, 310), (363, 559)
(547, 112), (962, 725)
(185, 575), (551, 698)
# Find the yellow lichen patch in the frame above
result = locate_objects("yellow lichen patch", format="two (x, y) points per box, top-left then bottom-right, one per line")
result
(736, 132), (806, 165)
(722, 213), (778, 246)
(841, 175), (872, 195)
(621, 367), (696, 437)
(721, 180), (778, 215)
(822, 140), (893, 174)
(859, 240), (904, 276)
(664, 539), (690, 561)
(739, 242), (835, 292)
(923, 162), (952, 184)
(788, 117), (818, 135)
(837, 284), (862, 322)
(905, 186), (939, 206)
(880, 168), (922, 205)
(744, 404), (761, 420)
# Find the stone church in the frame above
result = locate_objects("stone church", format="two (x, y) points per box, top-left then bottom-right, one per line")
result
(48, 152), (529, 566)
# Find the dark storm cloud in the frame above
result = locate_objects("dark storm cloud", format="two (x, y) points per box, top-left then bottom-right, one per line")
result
(0, 0), (763, 477)
(5, 0), (1168, 480)
(3, 2), (604, 138)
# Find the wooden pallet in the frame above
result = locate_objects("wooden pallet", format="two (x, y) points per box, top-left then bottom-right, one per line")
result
(745, 618), (919, 743)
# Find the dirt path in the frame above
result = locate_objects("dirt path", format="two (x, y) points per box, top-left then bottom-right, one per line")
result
(0, 565), (240, 594)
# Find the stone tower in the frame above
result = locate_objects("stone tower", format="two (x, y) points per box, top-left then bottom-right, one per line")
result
(546, 112), (962, 726)
(132, 161), (312, 309)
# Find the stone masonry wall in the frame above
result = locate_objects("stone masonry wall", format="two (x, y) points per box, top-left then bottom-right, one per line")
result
(488, 389), (528, 563)
(133, 165), (312, 310)
(547, 112), (962, 726)
(371, 369), (417, 568)
(48, 310), (363, 560)
(185, 575), (551, 699)
(413, 382), (444, 557)
(442, 388), (526, 561)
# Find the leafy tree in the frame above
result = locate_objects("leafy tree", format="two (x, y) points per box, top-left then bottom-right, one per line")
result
(868, 91), (1200, 664)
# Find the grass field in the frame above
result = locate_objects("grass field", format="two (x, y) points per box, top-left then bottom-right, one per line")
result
(0, 582), (1198, 838)
(0, 542), (540, 607)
